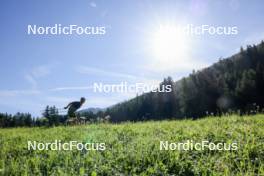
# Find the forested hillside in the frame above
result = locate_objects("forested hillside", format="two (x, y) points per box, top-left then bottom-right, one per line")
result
(105, 41), (264, 122)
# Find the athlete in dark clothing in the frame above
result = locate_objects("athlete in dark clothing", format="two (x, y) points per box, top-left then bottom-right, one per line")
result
(64, 97), (86, 118)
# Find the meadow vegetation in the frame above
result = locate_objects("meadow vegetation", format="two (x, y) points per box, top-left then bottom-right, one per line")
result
(0, 114), (264, 175)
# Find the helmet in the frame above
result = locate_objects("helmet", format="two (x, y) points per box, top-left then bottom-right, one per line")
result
(80, 97), (86, 102)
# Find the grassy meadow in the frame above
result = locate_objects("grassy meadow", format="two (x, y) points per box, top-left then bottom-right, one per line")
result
(0, 114), (264, 175)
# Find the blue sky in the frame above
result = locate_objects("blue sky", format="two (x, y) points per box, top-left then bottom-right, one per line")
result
(0, 0), (264, 116)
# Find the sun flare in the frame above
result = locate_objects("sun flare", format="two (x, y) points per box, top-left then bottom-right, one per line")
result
(151, 24), (189, 61)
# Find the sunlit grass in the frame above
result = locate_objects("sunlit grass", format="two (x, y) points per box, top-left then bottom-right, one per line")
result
(0, 114), (264, 175)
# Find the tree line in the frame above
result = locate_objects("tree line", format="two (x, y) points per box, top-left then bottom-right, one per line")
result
(0, 106), (63, 128)
(0, 112), (34, 127)
(104, 41), (264, 122)
(0, 106), (105, 128)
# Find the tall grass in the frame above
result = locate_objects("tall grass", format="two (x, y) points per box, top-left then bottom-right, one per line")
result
(0, 115), (264, 175)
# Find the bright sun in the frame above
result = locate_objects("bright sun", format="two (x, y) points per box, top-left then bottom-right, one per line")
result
(148, 24), (191, 71)
(152, 25), (189, 61)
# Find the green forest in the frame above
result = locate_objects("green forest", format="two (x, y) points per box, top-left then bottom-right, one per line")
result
(105, 41), (264, 122)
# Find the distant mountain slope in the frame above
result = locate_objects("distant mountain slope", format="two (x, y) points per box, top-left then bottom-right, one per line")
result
(105, 41), (264, 122)
(78, 107), (104, 114)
